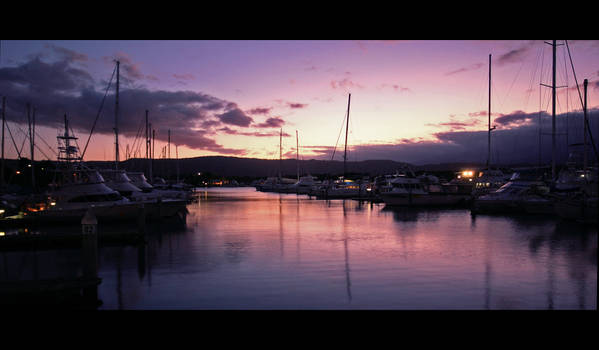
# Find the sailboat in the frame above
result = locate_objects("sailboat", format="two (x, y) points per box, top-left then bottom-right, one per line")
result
(315, 93), (361, 199)
(474, 41), (597, 217)
(554, 78), (599, 224)
(473, 54), (509, 197)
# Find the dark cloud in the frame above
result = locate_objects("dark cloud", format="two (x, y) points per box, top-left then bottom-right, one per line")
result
(45, 44), (89, 63)
(254, 117), (285, 128)
(0, 54), (248, 155)
(246, 107), (272, 115)
(496, 42), (536, 66)
(494, 110), (542, 126)
(306, 109), (598, 165)
(287, 102), (308, 109)
(218, 127), (290, 137)
(216, 108), (254, 127)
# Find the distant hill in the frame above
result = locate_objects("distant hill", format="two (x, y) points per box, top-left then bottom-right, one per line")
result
(86, 156), (415, 178)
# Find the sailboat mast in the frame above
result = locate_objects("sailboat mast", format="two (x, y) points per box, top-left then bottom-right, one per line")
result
(296, 130), (299, 181)
(487, 54), (492, 168)
(279, 128), (282, 179)
(344, 93), (351, 178)
(583, 79), (588, 172)
(1, 96), (5, 187)
(145, 110), (149, 160)
(27, 103), (35, 191)
(551, 40), (557, 180)
(151, 127), (155, 183)
(114, 60), (120, 171)
(176, 144), (179, 183)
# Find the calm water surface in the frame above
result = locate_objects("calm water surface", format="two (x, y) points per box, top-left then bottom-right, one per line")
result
(85, 187), (596, 309)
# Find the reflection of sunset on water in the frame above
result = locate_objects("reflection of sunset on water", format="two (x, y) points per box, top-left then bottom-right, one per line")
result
(89, 188), (597, 309)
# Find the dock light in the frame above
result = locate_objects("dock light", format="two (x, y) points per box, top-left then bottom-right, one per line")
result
(27, 164), (31, 168)
(198, 172), (202, 176)
(0, 232), (4, 236)
(462, 170), (474, 177)
(16, 171), (20, 174)
(50, 202), (56, 206)
(0, 209), (4, 214)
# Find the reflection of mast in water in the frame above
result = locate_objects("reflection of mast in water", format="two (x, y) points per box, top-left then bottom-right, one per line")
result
(137, 241), (146, 281)
(484, 258), (491, 310)
(117, 247), (123, 310)
(296, 197), (300, 263)
(479, 215), (492, 310)
(279, 196), (284, 258)
(342, 201), (352, 302)
(547, 239), (555, 310)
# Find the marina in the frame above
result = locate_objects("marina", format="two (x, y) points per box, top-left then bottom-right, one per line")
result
(0, 39), (597, 309)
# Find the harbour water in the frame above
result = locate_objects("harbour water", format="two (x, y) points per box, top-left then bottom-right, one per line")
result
(2, 187), (597, 309)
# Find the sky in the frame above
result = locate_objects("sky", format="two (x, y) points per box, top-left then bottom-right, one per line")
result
(1, 40), (598, 165)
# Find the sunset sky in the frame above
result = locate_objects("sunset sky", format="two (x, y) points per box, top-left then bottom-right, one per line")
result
(1, 40), (598, 165)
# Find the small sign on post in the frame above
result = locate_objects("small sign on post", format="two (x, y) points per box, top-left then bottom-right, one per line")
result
(81, 209), (98, 235)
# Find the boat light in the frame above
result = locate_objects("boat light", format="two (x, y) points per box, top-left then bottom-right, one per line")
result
(0, 209), (4, 214)
(0, 232), (4, 236)
(462, 170), (474, 177)
(50, 202), (56, 206)
(16, 171), (20, 175)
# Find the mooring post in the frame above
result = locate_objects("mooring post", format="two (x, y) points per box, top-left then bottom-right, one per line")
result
(81, 209), (99, 302)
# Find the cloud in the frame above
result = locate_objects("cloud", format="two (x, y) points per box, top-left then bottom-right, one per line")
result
(246, 107), (273, 115)
(493, 110), (543, 126)
(496, 41), (536, 66)
(254, 117), (285, 128)
(0, 54), (250, 155)
(304, 108), (598, 165)
(445, 63), (483, 76)
(216, 108), (254, 127)
(379, 83), (412, 93)
(330, 78), (364, 90)
(45, 44), (89, 63)
(173, 73), (195, 80)
(287, 102), (308, 109)
(218, 127), (290, 137)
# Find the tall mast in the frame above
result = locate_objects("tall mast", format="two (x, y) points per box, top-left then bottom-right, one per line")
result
(551, 40), (557, 180)
(176, 144), (179, 183)
(114, 60), (120, 171)
(151, 128), (155, 182)
(487, 54), (495, 168)
(145, 110), (149, 160)
(344, 93), (351, 178)
(296, 130), (299, 181)
(1, 96), (5, 187)
(279, 128), (282, 179)
(168, 129), (171, 159)
(27, 103), (35, 191)
(583, 79), (588, 172)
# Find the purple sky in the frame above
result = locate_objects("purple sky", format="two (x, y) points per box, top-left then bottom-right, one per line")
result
(1, 40), (598, 165)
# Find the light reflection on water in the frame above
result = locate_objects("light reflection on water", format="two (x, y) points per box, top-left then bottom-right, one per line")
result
(94, 187), (595, 309)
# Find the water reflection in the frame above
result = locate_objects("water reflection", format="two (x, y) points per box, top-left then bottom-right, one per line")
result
(2, 187), (595, 309)
(342, 201), (352, 303)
